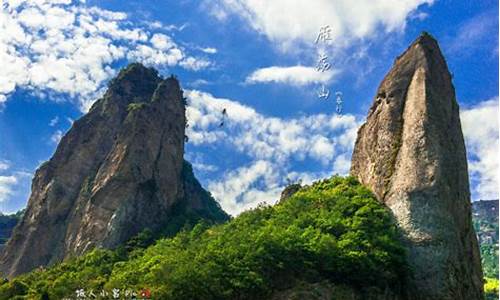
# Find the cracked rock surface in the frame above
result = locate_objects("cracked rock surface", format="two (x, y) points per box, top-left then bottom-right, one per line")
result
(351, 33), (483, 300)
(0, 63), (227, 278)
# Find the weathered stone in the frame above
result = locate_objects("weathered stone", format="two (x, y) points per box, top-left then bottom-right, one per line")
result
(279, 183), (302, 203)
(0, 63), (228, 278)
(350, 33), (483, 300)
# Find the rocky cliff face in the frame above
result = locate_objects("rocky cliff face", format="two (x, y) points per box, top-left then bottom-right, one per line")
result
(350, 33), (484, 300)
(0, 63), (228, 278)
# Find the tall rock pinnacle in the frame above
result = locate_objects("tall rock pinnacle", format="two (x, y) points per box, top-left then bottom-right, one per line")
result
(350, 33), (483, 299)
(0, 63), (228, 278)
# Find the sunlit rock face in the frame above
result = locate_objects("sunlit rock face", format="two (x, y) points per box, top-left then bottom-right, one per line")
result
(351, 33), (484, 300)
(0, 63), (228, 278)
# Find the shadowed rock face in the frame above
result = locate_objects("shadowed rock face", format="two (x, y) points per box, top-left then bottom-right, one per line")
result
(350, 33), (483, 300)
(0, 63), (228, 278)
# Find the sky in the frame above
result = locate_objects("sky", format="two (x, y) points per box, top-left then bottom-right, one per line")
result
(0, 0), (498, 216)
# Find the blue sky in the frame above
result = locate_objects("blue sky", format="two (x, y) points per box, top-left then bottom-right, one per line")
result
(0, 0), (498, 215)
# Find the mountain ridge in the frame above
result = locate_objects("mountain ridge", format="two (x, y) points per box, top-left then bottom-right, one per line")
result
(0, 63), (228, 278)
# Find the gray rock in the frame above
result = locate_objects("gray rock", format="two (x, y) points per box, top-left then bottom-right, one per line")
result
(350, 33), (484, 300)
(279, 183), (302, 203)
(0, 63), (228, 278)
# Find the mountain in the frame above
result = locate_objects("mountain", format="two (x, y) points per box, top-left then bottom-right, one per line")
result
(0, 210), (24, 248)
(350, 32), (483, 299)
(0, 63), (228, 278)
(0, 35), (493, 300)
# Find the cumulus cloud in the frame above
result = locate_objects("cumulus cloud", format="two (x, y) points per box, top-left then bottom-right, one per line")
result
(246, 66), (338, 86)
(446, 11), (498, 56)
(208, 160), (282, 214)
(49, 116), (59, 127)
(0, 0), (210, 111)
(203, 0), (433, 49)
(186, 90), (362, 215)
(200, 47), (217, 54)
(50, 130), (64, 144)
(0, 160), (31, 209)
(192, 162), (219, 173)
(461, 98), (499, 201)
(186, 91), (499, 214)
(0, 175), (17, 203)
(180, 57), (212, 71)
(0, 160), (9, 171)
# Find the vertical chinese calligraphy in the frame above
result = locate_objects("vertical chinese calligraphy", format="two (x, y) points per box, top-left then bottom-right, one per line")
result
(315, 25), (332, 101)
(316, 53), (331, 73)
(313, 25), (344, 115)
(317, 85), (330, 100)
(315, 25), (332, 44)
(335, 91), (343, 114)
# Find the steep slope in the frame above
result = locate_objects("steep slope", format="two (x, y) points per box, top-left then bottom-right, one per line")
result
(0, 176), (409, 300)
(350, 32), (483, 299)
(0, 63), (228, 278)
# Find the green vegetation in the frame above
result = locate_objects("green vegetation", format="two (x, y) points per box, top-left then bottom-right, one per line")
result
(126, 102), (147, 112)
(480, 244), (499, 279)
(471, 200), (499, 300)
(0, 176), (408, 299)
(180, 161), (229, 223)
(484, 277), (499, 300)
(474, 216), (499, 280)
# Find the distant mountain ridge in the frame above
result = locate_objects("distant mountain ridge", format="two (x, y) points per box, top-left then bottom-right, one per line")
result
(0, 210), (23, 248)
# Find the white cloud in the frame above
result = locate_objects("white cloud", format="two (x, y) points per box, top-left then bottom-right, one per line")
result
(246, 66), (338, 86)
(446, 11), (498, 56)
(204, 0), (433, 49)
(192, 162), (219, 173)
(208, 160), (282, 214)
(0, 158), (32, 206)
(186, 90), (362, 215)
(150, 33), (175, 50)
(461, 98), (499, 200)
(179, 56), (212, 71)
(50, 130), (63, 144)
(0, 167), (32, 212)
(200, 47), (217, 54)
(188, 79), (211, 88)
(49, 116), (59, 127)
(0, 160), (10, 171)
(186, 91), (499, 215)
(0, 175), (17, 203)
(0, 0), (211, 111)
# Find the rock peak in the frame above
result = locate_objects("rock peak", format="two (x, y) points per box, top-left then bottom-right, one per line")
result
(416, 31), (437, 45)
(0, 65), (227, 278)
(351, 34), (483, 299)
(116, 63), (159, 82)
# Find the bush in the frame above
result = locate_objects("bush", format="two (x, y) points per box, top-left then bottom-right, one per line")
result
(485, 277), (499, 300)
(0, 176), (408, 300)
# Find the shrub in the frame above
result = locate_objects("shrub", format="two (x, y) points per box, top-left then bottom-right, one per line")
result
(0, 176), (408, 300)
